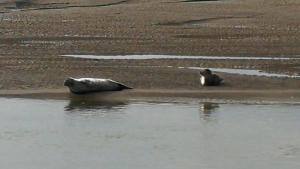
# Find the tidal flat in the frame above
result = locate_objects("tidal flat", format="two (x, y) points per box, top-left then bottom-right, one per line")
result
(0, 1), (300, 168)
(1, 0), (300, 91)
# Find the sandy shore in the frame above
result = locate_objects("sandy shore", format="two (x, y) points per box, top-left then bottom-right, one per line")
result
(1, 89), (300, 103)
(0, 0), (300, 99)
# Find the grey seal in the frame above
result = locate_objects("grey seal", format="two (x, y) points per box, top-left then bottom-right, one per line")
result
(199, 69), (223, 86)
(64, 77), (133, 94)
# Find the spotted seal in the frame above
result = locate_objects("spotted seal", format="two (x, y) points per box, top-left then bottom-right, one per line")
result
(199, 69), (223, 86)
(64, 77), (133, 94)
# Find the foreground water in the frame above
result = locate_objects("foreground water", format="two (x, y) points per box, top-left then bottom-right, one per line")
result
(0, 97), (300, 169)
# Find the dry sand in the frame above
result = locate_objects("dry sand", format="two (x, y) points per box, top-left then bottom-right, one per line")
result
(0, 0), (300, 100)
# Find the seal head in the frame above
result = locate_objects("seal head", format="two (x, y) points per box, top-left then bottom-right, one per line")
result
(64, 77), (75, 87)
(200, 69), (212, 76)
(199, 69), (223, 86)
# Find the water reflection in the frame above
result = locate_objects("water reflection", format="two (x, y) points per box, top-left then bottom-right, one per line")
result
(199, 102), (219, 120)
(65, 95), (128, 117)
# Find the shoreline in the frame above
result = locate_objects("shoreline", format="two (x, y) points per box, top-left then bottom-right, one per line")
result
(1, 89), (300, 103)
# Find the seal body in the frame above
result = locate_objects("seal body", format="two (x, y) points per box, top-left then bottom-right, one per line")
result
(64, 78), (132, 94)
(199, 69), (223, 86)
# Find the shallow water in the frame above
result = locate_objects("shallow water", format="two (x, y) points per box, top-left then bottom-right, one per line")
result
(62, 54), (300, 60)
(188, 67), (300, 78)
(0, 97), (300, 169)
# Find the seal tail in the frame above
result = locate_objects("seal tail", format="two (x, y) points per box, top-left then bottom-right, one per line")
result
(115, 81), (133, 89)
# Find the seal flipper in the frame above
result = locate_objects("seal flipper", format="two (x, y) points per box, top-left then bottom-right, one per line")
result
(108, 79), (133, 90)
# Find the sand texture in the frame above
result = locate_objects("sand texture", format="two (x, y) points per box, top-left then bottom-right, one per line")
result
(0, 0), (300, 99)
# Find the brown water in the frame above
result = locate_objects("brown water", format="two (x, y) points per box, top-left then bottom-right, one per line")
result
(0, 97), (300, 169)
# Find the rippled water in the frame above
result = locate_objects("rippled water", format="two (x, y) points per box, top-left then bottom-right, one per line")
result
(0, 97), (300, 169)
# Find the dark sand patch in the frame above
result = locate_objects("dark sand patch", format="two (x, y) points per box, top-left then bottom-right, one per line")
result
(62, 54), (300, 60)
(181, 0), (219, 2)
(2, 0), (129, 12)
(0, 36), (148, 44)
(156, 15), (256, 26)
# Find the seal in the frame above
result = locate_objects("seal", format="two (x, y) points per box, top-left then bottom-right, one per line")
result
(199, 69), (223, 86)
(64, 77), (133, 94)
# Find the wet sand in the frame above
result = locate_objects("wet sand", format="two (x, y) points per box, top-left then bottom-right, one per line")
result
(1, 89), (300, 104)
(0, 0), (300, 99)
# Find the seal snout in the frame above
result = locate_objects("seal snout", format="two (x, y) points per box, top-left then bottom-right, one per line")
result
(64, 78), (75, 87)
